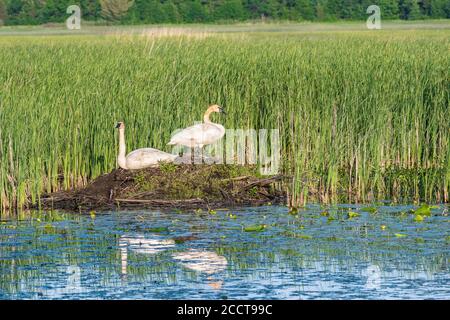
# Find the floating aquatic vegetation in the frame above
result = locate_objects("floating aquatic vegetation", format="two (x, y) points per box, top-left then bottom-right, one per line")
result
(142, 227), (170, 233)
(395, 233), (407, 238)
(323, 236), (341, 241)
(411, 205), (432, 216)
(361, 206), (378, 214)
(327, 217), (336, 223)
(243, 224), (267, 232)
(348, 212), (360, 219)
(280, 231), (312, 239)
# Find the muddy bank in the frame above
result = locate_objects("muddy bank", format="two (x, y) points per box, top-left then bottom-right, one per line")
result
(39, 164), (285, 211)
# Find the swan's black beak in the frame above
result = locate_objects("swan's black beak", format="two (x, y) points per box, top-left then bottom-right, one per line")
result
(115, 122), (121, 129)
(219, 107), (226, 115)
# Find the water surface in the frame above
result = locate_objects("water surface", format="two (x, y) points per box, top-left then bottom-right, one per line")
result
(0, 205), (448, 299)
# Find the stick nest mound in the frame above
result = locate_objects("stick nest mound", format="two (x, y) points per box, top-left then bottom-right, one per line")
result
(40, 164), (285, 211)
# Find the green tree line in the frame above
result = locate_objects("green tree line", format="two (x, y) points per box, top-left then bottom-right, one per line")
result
(0, 0), (449, 26)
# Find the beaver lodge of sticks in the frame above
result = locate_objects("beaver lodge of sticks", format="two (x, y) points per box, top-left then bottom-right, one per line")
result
(39, 163), (285, 211)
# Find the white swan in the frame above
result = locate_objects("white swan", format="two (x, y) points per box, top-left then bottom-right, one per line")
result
(116, 122), (177, 170)
(167, 105), (225, 161)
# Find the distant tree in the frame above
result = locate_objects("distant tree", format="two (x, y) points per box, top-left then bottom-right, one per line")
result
(7, 0), (22, 15)
(337, 0), (357, 19)
(80, 0), (102, 20)
(179, 0), (207, 23)
(409, 0), (422, 19)
(18, 0), (40, 24)
(138, 0), (168, 23)
(427, 0), (449, 18)
(295, 0), (315, 20)
(214, 0), (246, 21)
(39, 0), (64, 22)
(163, 1), (180, 23)
(379, 0), (400, 19)
(419, 0), (432, 16)
(443, 0), (450, 18)
(0, 0), (7, 25)
(324, 0), (339, 20)
(315, 0), (334, 20)
(99, 0), (134, 21)
(244, 0), (279, 19)
(400, 0), (421, 19)
(1, 0), (449, 26)
(315, 0), (326, 20)
(356, 0), (372, 20)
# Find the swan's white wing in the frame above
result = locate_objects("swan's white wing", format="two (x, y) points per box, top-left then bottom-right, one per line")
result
(169, 124), (205, 146)
(126, 148), (176, 169)
(169, 124), (225, 147)
(127, 148), (158, 157)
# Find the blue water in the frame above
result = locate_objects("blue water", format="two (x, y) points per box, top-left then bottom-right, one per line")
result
(0, 205), (448, 299)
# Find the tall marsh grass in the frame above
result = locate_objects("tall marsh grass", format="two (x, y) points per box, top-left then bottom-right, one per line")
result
(0, 30), (449, 210)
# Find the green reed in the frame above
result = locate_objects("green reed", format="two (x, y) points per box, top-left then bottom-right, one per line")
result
(0, 29), (449, 211)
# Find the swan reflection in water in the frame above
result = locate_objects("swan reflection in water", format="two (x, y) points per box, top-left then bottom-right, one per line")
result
(119, 234), (176, 279)
(172, 249), (228, 290)
(365, 264), (381, 290)
(119, 235), (227, 290)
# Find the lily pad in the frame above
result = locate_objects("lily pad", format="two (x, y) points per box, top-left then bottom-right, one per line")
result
(361, 206), (378, 214)
(395, 233), (407, 238)
(412, 204), (433, 216)
(324, 236), (341, 241)
(348, 212), (360, 219)
(281, 231), (312, 239)
(296, 234), (313, 240)
(244, 224), (267, 232)
(143, 227), (169, 233)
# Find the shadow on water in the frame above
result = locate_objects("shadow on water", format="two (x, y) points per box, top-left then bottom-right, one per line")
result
(0, 205), (448, 299)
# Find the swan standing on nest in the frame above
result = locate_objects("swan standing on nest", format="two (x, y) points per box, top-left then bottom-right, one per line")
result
(168, 105), (226, 163)
(116, 122), (177, 170)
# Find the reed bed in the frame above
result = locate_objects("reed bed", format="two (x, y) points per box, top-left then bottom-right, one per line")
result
(0, 30), (449, 211)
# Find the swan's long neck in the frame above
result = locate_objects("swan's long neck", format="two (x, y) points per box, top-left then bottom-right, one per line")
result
(119, 237), (128, 276)
(203, 109), (213, 124)
(118, 128), (128, 169)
